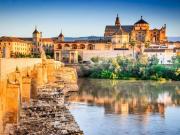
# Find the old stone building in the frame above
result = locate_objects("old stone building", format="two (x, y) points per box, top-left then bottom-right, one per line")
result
(0, 15), (170, 63)
(104, 15), (167, 44)
(0, 27), (55, 58)
(54, 15), (169, 63)
(31, 27), (54, 56)
(0, 37), (32, 58)
(54, 39), (114, 63)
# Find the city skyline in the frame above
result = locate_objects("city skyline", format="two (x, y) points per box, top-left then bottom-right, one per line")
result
(0, 0), (180, 37)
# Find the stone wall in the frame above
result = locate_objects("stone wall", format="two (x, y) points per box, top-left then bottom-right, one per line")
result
(0, 58), (42, 80)
(79, 50), (132, 61)
(0, 58), (79, 134)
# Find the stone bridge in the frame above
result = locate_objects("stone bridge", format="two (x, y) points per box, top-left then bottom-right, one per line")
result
(0, 58), (77, 134)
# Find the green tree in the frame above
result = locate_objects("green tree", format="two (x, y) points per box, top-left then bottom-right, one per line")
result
(172, 56), (180, 69)
(148, 55), (159, 66)
(86, 55), (179, 81)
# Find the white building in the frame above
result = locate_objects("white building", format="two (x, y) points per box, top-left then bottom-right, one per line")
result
(143, 48), (176, 64)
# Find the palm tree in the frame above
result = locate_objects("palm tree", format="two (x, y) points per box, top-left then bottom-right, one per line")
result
(129, 40), (136, 58)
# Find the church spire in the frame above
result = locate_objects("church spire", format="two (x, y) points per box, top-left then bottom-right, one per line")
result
(115, 14), (120, 26)
(58, 29), (64, 42)
(33, 25), (39, 34)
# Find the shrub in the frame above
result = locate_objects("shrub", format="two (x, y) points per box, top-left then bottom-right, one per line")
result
(84, 56), (179, 81)
(100, 70), (112, 79)
(91, 56), (100, 63)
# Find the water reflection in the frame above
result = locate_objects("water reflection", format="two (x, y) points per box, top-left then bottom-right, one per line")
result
(69, 79), (180, 135)
(69, 79), (180, 115)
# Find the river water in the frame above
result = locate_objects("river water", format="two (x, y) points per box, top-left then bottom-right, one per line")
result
(69, 79), (180, 135)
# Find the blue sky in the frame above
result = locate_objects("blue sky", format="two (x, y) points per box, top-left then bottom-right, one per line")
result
(0, 0), (180, 37)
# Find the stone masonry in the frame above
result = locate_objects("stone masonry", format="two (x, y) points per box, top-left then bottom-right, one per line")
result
(15, 85), (83, 135)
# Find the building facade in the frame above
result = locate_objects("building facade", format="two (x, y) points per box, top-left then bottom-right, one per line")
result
(104, 15), (167, 44)
(0, 37), (32, 58)
(32, 27), (54, 56)
(144, 48), (176, 64)
(54, 35), (136, 63)
(54, 15), (171, 63)
(166, 41), (180, 56)
(0, 15), (175, 64)
(0, 28), (54, 58)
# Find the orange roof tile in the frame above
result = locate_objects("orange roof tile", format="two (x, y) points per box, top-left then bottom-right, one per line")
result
(41, 38), (54, 42)
(0, 36), (26, 43)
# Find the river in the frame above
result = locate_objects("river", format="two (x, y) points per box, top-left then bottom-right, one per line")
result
(68, 79), (180, 135)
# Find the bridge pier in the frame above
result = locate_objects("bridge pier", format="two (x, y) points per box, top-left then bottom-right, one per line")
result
(0, 58), (66, 134)
(6, 81), (20, 124)
(22, 76), (31, 105)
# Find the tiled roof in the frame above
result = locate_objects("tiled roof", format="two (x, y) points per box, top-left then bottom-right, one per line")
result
(105, 25), (120, 32)
(114, 28), (127, 35)
(105, 25), (133, 35)
(55, 41), (79, 44)
(41, 38), (54, 42)
(88, 39), (111, 43)
(0, 36), (26, 42)
(19, 38), (33, 41)
(121, 25), (134, 33)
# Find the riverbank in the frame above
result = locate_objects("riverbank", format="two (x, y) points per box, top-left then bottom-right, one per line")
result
(14, 83), (83, 135)
(71, 56), (180, 81)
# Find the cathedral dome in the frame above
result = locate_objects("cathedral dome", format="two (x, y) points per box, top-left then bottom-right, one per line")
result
(135, 16), (149, 25)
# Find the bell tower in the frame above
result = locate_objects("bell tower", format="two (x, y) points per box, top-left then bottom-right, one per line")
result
(58, 30), (64, 42)
(115, 14), (120, 27)
(32, 26), (41, 43)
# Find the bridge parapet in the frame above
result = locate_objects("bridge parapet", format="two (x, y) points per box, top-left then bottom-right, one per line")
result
(0, 58), (42, 80)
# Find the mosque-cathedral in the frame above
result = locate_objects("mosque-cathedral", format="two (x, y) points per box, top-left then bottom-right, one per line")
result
(104, 15), (167, 44)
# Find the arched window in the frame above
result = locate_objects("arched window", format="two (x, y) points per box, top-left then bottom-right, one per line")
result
(58, 44), (62, 49)
(64, 44), (70, 47)
(88, 44), (94, 50)
(64, 44), (70, 50)
(80, 44), (85, 49)
(72, 44), (77, 49)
